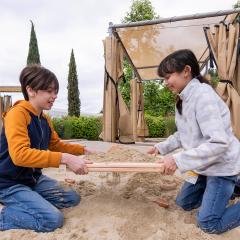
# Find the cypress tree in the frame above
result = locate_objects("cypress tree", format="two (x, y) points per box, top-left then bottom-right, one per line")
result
(67, 49), (81, 117)
(27, 20), (41, 65)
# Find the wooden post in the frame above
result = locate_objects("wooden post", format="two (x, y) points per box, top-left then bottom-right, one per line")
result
(130, 78), (137, 141)
(3, 95), (12, 112)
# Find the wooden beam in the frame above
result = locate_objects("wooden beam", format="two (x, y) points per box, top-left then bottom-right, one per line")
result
(86, 162), (164, 173)
(0, 86), (21, 92)
(88, 168), (164, 173)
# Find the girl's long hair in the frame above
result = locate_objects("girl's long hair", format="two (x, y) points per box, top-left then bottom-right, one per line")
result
(157, 49), (211, 114)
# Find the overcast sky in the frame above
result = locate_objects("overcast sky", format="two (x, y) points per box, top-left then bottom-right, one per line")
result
(0, 0), (237, 113)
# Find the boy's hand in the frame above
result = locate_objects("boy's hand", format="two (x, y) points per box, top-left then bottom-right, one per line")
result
(162, 155), (177, 175)
(61, 153), (92, 175)
(147, 147), (159, 155)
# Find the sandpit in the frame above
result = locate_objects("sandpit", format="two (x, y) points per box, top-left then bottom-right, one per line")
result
(1, 141), (239, 240)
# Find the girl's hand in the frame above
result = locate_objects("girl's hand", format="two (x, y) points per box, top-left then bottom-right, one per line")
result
(162, 155), (177, 175)
(147, 147), (159, 155)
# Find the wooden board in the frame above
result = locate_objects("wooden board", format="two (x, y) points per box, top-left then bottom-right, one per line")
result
(0, 86), (21, 92)
(86, 162), (164, 173)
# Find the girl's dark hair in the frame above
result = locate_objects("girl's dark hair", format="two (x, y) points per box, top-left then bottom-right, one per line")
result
(157, 49), (211, 114)
(19, 64), (59, 100)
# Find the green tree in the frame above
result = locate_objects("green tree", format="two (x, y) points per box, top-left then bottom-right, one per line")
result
(27, 20), (41, 65)
(233, 0), (240, 8)
(123, 0), (158, 23)
(67, 49), (81, 117)
(143, 81), (175, 116)
(120, 0), (158, 107)
(120, 0), (175, 116)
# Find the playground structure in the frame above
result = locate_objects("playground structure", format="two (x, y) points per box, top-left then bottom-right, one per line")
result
(0, 86), (21, 131)
(102, 9), (240, 143)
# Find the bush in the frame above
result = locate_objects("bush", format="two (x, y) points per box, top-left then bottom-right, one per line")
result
(52, 116), (102, 140)
(51, 118), (64, 138)
(52, 114), (175, 140)
(71, 116), (102, 140)
(145, 115), (176, 138)
(145, 115), (166, 137)
(164, 117), (177, 137)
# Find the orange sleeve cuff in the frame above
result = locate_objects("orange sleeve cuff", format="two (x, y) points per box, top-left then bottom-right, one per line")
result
(48, 152), (62, 167)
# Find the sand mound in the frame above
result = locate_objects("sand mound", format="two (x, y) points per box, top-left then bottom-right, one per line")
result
(87, 145), (157, 163)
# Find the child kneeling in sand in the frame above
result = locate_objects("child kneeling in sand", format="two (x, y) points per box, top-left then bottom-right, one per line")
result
(148, 49), (240, 234)
(0, 65), (93, 232)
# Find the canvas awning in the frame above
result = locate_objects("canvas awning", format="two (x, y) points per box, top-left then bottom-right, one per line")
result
(110, 9), (240, 81)
(101, 36), (134, 143)
(205, 20), (240, 139)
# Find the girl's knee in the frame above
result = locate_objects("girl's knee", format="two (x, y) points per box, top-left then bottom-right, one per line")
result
(197, 216), (222, 234)
(176, 196), (193, 211)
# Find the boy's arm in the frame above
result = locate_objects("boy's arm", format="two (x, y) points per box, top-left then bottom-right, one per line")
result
(45, 115), (85, 155)
(5, 109), (61, 168)
(154, 131), (182, 155)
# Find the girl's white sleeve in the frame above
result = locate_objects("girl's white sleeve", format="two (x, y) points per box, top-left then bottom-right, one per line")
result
(173, 92), (229, 173)
(154, 131), (182, 155)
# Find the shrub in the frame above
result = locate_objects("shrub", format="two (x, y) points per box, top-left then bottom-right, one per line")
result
(51, 118), (64, 138)
(52, 114), (175, 140)
(63, 117), (76, 139)
(52, 116), (102, 140)
(164, 117), (177, 137)
(71, 116), (102, 140)
(145, 115), (166, 137)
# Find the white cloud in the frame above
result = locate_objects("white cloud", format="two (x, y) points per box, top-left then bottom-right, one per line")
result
(0, 0), (237, 113)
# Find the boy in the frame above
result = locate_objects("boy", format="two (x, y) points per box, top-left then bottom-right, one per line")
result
(0, 64), (92, 232)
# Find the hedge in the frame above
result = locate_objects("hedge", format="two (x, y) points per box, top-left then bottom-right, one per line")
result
(52, 116), (102, 140)
(51, 115), (176, 140)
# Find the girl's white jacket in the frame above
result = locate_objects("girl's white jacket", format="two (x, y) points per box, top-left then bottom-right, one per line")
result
(155, 78), (240, 176)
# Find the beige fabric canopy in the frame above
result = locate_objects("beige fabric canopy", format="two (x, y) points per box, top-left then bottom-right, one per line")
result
(102, 36), (134, 143)
(205, 21), (240, 139)
(116, 15), (232, 81)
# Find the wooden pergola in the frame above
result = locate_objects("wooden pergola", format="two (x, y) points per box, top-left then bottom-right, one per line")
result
(102, 9), (240, 143)
(0, 86), (21, 131)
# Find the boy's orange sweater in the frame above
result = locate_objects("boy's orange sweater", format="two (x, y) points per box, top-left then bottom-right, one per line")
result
(0, 100), (84, 188)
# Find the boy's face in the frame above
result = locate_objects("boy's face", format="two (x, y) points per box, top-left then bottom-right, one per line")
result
(27, 83), (58, 111)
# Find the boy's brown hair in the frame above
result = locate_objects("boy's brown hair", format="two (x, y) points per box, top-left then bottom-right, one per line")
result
(19, 64), (59, 100)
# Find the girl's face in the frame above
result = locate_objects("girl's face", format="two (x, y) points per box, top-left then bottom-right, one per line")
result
(163, 66), (192, 94)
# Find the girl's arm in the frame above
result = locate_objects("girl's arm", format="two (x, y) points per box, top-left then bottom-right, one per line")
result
(154, 131), (182, 155)
(173, 91), (229, 173)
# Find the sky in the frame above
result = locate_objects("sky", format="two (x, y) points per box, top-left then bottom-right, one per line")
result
(0, 0), (237, 114)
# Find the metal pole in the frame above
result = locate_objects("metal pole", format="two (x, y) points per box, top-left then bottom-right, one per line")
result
(109, 9), (240, 29)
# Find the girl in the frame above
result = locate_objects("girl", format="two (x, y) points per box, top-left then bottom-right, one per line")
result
(148, 49), (240, 234)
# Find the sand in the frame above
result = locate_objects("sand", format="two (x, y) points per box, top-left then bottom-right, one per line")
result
(1, 141), (240, 240)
